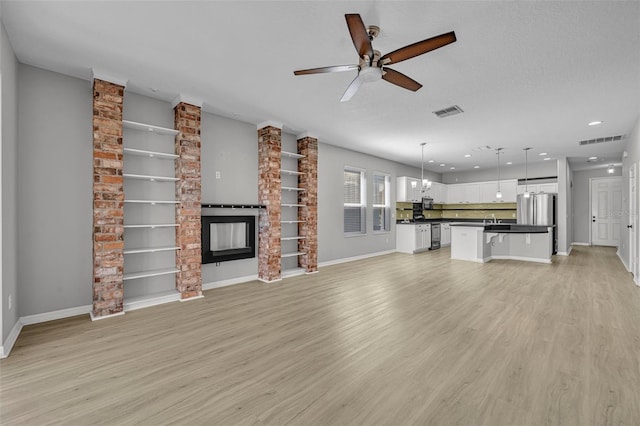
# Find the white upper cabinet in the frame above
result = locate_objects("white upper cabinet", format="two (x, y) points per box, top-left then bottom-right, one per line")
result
(517, 182), (558, 195)
(447, 180), (516, 203)
(446, 183), (480, 203)
(397, 176), (423, 202)
(424, 181), (446, 203)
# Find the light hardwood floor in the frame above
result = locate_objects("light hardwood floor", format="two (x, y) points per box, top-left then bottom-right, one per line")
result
(1, 246), (639, 425)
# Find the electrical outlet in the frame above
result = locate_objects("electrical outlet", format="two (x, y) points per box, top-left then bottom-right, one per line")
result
(512, 213), (516, 217)
(215, 171), (221, 179)
(456, 213), (459, 217)
(8, 294), (12, 310)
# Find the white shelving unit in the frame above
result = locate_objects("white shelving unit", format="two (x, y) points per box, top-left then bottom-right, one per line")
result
(122, 120), (181, 294)
(280, 148), (306, 274)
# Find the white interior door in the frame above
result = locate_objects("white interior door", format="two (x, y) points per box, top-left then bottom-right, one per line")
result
(630, 164), (638, 279)
(591, 177), (623, 246)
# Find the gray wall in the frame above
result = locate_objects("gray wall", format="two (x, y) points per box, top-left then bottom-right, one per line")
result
(442, 161), (557, 184)
(556, 157), (571, 255)
(17, 65), (92, 316)
(572, 166), (623, 244)
(200, 112), (260, 284)
(620, 117), (640, 271)
(318, 143), (430, 262)
(2, 20), (19, 344)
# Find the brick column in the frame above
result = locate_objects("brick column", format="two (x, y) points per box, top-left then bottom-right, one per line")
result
(174, 102), (202, 299)
(92, 79), (125, 319)
(297, 135), (318, 273)
(257, 124), (282, 282)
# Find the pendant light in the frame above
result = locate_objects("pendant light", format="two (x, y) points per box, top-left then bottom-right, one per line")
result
(495, 148), (503, 199)
(421, 142), (431, 190)
(523, 147), (531, 198)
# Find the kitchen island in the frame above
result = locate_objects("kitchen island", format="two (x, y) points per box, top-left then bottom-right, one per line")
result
(450, 222), (554, 263)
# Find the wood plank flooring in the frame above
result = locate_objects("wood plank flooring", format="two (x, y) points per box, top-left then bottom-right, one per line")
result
(1, 246), (639, 425)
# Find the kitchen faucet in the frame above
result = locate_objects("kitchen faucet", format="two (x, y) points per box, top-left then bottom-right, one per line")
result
(483, 213), (497, 225)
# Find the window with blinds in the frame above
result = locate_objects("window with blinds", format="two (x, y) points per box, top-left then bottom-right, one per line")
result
(344, 167), (366, 235)
(373, 173), (390, 232)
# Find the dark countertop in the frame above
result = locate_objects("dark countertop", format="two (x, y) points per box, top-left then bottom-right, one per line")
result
(449, 222), (552, 233)
(397, 219), (516, 225)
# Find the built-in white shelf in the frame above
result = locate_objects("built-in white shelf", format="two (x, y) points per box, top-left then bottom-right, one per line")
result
(124, 246), (180, 255)
(124, 290), (182, 312)
(282, 267), (306, 278)
(281, 251), (306, 258)
(123, 148), (178, 160)
(282, 220), (305, 224)
(282, 186), (305, 192)
(282, 236), (306, 241)
(123, 267), (180, 281)
(282, 203), (305, 208)
(123, 173), (179, 182)
(281, 169), (304, 176)
(123, 223), (179, 229)
(282, 151), (305, 159)
(123, 120), (179, 136)
(124, 200), (180, 204)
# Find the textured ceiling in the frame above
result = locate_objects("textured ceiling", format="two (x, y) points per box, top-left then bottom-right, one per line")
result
(2, 1), (639, 172)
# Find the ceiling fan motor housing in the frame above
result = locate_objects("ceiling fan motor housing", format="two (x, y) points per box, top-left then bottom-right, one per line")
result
(359, 66), (383, 83)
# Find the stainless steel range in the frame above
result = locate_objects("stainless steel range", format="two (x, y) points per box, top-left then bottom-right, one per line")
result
(430, 223), (441, 250)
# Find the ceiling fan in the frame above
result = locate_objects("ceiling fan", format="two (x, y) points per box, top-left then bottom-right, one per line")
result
(293, 14), (457, 102)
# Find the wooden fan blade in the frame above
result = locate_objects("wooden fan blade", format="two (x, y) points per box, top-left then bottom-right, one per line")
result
(382, 68), (422, 91)
(381, 31), (456, 65)
(345, 14), (373, 60)
(294, 65), (359, 76)
(340, 75), (363, 102)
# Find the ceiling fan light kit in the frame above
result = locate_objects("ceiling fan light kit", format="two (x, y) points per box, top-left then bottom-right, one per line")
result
(293, 13), (456, 102)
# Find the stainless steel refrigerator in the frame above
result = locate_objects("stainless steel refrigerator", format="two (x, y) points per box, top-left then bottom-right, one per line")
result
(517, 193), (557, 253)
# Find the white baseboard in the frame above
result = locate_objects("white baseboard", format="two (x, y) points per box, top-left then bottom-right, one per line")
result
(22, 305), (91, 325)
(178, 295), (204, 302)
(617, 250), (631, 272)
(203, 274), (258, 290)
(488, 255), (552, 264)
(318, 249), (397, 268)
(557, 245), (572, 256)
(90, 310), (125, 321)
(124, 291), (181, 311)
(572, 242), (590, 246)
(1, 320), (23, 359)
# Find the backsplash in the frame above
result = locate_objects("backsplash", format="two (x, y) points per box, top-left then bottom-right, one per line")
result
(396, 202), (517, 221)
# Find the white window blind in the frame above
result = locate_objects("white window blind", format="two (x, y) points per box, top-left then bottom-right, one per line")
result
(344, 167), (366, 235)
(373, 173), (390, 232)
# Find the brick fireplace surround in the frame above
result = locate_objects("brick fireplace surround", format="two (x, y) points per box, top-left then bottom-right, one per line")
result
(92, 80), (316, 319)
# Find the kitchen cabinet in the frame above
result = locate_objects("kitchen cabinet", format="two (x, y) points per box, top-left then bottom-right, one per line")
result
(396, 223), (431, 254)
(441, 222), (451, 247)
(397, 176), (424, 202)
(447, 183), (480, 203)
(425, 182), (446, 203)
(478, 180), (517, 203)
(517, 182), (558, 195)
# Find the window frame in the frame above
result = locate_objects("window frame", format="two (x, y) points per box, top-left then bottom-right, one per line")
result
(343, 166), (367, 237)
(372, 171), (391, 234)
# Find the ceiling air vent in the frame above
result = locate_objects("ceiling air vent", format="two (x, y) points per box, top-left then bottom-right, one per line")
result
(578, 134), (625, 146)
(433, 105), (464, 118)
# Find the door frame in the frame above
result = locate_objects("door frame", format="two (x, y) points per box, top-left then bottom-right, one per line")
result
(589, 176), (623, 246)
(630, 163), (640, 283)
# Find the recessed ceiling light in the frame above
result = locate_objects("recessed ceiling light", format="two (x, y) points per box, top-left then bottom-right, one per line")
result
(464, 154), (471, 158)
(539, 152), (547, 156)
(588, 121), (603, 126)
(428, 160), (435, 163)
(450, 167), (456, 170)
(506, 162), (512, 165)
(544, 157), (551, 161)
(439, 164), (446, 167)
(588, 156), (598, 160)
(474, 165), (480, 169)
